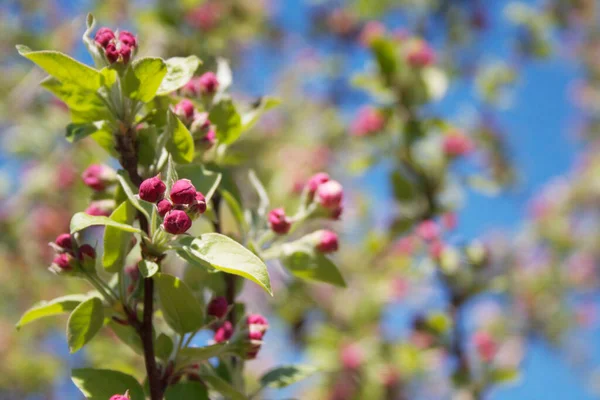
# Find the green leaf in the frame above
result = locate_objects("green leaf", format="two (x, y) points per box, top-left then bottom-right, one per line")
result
(391, 170), (416, 201)
(66, 121), (108, 143)
(241, 97), (281, 131)
(157, 56), (202, 96)
(154, 273), (204, 334)
(137, 126), (158, 166)
(490, 368), (521, 385)
(175, 234), (272, 295)
(155, 333), (174, 360)
(166, 110), (195, 164)
(164, 154), (179, 194)
(115, 170), (154, 222)
(82, 13), (105, 67)
(165, 382), (208, 400)
(16, 46), (102, 90)
(176, 164), (222, 203)
(16, 294), (90, 329)
(41, 76), (110, 123)
(177, 343), (229, 363)
(281, 244), (345, 287)
(221, 190), (248, 233)
(209, 98), (242, 145)
(259, 365), (318, 389)
(70, 212), (141, 234)
(370, 37), (398, 85)
(103, 201), (136, 273)
(90, 127), (119, 158)
(67, 297), (104, 353)
(71, 368), (145, 400)
(139, 260), (159, 278)
(109, 320), (143, 355)
(248, 170), (269, 217)
(123, 57), (168, 103)
(200, 374), (247, 400)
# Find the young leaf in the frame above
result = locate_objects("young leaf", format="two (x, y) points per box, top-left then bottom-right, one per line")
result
(176, 164), (222, 203)
(370, 37), (399, 85)
(16, 294), (90, 329)
(156, 56), (202, 96)
(41, 76), (110, 123)
(177, 343), (229, 363)
(164, 154), (179, 195)
(166, 110), (195, 164)
(138, 260), (159, 278)
(155, 333), (174, 360)
(16, 46), (103, 91)
(70, 212), (141, 234)
(71, 368), (145, 400)
(281, 245), (346, 287)
(221, 190), (248, 233)
(200, 374), (247, 400)
(241, 97), (281, 131)
(115, 170), (154, 222)
(109, 320), (143, 355)
(259, 365), (318, 389)
(248, 170), (269, 217)
(175, 234), (272, 295)
(490, 368), (521, 385)
(123, 57), (168, 103)
(67, 297), (105, 353)
(103, 201), (136, 273)
(82, 13), (105, 67)
(165, 382), (208, 400)
(66, 121), (108, 143)
(209, 98), (242, 145)
(154, 273), (204, 334)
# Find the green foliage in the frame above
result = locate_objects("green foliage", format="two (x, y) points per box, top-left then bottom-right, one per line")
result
(165, 382), (208, 400)
(71, 368), (145, 400)
(210, 98), (243, 145)
(123, 57), (168, 103)
(156, 56), (202, 96)
(70, 212), (141, 234)
(174, 234), (273, 295)
(165, 110), (195, 163)
(259, 365), (318, 389)
(154, 273), (204, 334)
(67, 297), (104, 353)
(103, 201), (136, 273)
(16, 294), (90, 329)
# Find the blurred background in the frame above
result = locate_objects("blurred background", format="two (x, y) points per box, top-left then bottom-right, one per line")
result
(2, 0), (600, 399)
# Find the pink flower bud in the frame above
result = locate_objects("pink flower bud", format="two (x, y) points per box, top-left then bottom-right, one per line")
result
(109, 394), (130, 400)
(315, 180), (344, 209)
(52, 253), (74, 271)
(174, 99), (196, 123)
(170, 179), (197, 205)
(81, 164), (115, 191)
(247, 314), (269, 334)
(55, 233), (73, 251)
(181, 78), (201, 97)
(189, 192), (207, 215)
(350, 106), (385, 136)
(94, 27), (115, 48)
(186, 3), (222, 32)
(428, 240), (445, 260)
(119, 44), (132, 64)
(105, 42), (120, 64)
(330, 205), (343, 220)
(207, 296), (228, 318)
(268, 208), (291, 234)
(198, 72), (219, 94)
(443, 131), (474, 157)
(118, 31), (137, 48)
(406, 40), (436, 68)
(359, 21), (385, 47)
(77, 244), (96, 261)
(416, 220), (439, 241)
(214, 321), (233, 343)
(316, 230), (339, 253)
(442, 212), (457, 230)
(307, 172), (330, 195)
(163, 210), (192, 235)
(202, 127), (216, 148)
(340, 343), (363, 370)
(85, 202), (113, 217)
(139, 176), (166, 203)
(472, 331), (497, 362)
(190, 112), (211, 135)
(156, 199), (173, 217)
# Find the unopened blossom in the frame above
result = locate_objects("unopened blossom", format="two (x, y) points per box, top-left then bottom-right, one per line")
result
(170, 179), (197, 205)
(163, 210), (192, 234)
(207, 297), (228, 319)
(139, 176), (166, 203)
(316, 230), (339, 253)
(268, 208), (291, 234)
(315, 180), (344, 209)
(350, 106), (385, 136)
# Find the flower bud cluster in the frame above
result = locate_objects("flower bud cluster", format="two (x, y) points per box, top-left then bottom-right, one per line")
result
(49, 233), (96, 274)
(173, 100), (216, 149)
(138, 176), (207, 235)
(94, 27), (137, 64)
